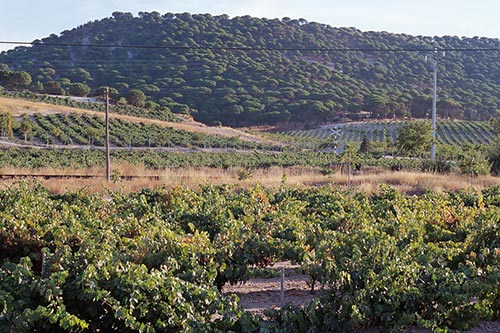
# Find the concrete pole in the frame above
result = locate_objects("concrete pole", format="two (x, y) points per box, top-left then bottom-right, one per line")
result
(105, 87), (111, 182)
(431, 61), (437, 160)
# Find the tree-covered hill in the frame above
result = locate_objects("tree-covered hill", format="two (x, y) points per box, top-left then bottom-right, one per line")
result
(1, 12), (500, 127)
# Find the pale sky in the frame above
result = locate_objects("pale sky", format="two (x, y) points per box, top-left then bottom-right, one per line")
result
(1, 0), (500, 52)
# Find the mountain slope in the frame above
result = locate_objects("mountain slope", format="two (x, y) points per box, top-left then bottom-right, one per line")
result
(1, 12), (500, 127)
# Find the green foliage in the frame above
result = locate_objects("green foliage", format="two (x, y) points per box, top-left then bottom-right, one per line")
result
(2, 183), (500, 332)
(18, 114), (34, 142)
(0, 183), (253, 332)
(459, 146), (491, 184)
(0, 110), (14, 138)
(487, 141), (500, 175)
(2, 112), (273, 150)
(2, 13), (500, 127)
(1, 90), (178, 122)
(396, 120), (432, 157)
(359, 134), (372, 154)
(126, 89), (147, 107)
(340, 143), (360, 189)
(492, 110), (500, 136)
(275, 185), (500, 332)
(0, 70), (32, 90)
(421, 158), (455, 173)
(68, 83), (91, 97)
(286, 120), (496, 150)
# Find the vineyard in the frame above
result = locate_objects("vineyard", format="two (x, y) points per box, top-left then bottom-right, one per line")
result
(6, 113), (496, 154)
(6, 112), (271, 151)
(285, 121), (497, 149)
(2, 182), (500, 332)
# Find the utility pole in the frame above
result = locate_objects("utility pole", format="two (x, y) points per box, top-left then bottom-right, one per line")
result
(431, 60), (437, 160)
(105, 86), (110, 182)
(428, 50), (445, 161)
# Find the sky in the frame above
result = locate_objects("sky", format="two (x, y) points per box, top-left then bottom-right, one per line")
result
(1, 0), (500, 52)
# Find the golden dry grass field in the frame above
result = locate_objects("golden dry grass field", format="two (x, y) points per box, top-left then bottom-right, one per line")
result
(2, 164), (499, 194)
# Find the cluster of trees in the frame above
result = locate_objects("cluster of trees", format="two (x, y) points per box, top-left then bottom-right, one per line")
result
(391, 118), (499, 179)
(0, 65), (32, 91)
(1, 12), (500, 127)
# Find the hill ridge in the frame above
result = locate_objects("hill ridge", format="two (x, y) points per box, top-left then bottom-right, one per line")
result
(1, 12), (500, 127)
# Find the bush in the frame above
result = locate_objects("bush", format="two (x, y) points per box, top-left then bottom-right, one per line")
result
(421, 159), (454, 173)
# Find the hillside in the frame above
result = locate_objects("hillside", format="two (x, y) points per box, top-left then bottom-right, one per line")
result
(0, 96), (267, 145)
(1, 12), (500, 127)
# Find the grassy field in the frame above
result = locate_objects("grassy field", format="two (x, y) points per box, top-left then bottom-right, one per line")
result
(2, 164), (498, 195)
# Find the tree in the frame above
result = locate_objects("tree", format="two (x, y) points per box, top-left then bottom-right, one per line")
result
(43, 81), (65, 95)
(487, 111), (500, 174)
(410, 95), (432, 118)
(459, 146), (491, 185)
(359, 135), (372, 154)
(68, 83), (91, 97)
(0, 111), (14, 138)
(91, 86), (120, 101)
(340, 144), (359, 190)
(126, 89), (146, 107)
(396, 121), (432, 157)
(492, 110), (500, 136)
(8, 71), (32, 90)
(19, 114), (33, 143)
(364, 93), (387, 118)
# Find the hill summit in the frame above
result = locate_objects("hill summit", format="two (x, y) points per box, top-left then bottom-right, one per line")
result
(1, 12), (500, 127)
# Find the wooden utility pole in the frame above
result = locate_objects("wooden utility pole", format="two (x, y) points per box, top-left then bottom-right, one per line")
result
(105, 86), (110, 182)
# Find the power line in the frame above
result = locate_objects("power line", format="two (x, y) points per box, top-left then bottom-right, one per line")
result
(2, 40), (500, 53)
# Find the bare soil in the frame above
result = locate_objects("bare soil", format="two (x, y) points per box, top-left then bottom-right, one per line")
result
(223, 262), (326, 314)
(223, 262), (500, 333)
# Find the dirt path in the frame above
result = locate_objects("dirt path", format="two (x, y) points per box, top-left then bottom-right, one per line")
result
(223, 263), (325, 314)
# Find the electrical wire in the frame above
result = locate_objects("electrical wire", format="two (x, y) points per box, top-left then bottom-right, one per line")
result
(1, 40), (500, 53)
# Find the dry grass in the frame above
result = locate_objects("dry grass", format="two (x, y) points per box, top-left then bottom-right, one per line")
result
(2, 164), (499, 195)
(331, 170), (500, 194)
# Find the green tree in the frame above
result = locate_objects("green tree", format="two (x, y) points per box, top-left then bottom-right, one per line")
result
(91, 86), (121, 101)
(410, 95), (432, 118)
(365, 93), (387, 118)
(126, 89), (146, 107)
(43, 81), (65, 95)
(359, 134), (372, 154)
(487, 110), (500, 174)
(0, 111), (14, 138)
(459, 146), (491, 185)
(68, 82), (91, 97)
(8, 71), (32, 90)
(396, 121), (432, 157)
(19, 114), (33, 143)
(492, 110), (500, 136)
(340, 143), (359, 190)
